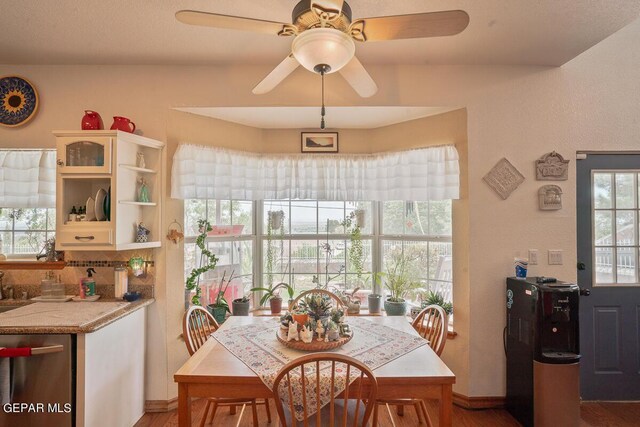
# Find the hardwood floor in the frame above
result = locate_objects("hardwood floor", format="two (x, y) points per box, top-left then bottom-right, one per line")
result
(135, 399), (640, 426)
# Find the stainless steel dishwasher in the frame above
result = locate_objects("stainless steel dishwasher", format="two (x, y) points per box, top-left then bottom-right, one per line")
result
(0, 334), (74, 427)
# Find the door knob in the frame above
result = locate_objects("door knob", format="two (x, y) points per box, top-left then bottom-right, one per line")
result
(577, 261), (586, 271)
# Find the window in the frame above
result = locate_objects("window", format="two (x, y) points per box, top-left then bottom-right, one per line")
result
(0, 149), (56, 257)
(184, 200), (254, 306)
(593, 171), (640, 285)
(0, 208), (56, 257)
(184, 199), (453, 308)
(380, 201), (453, 304)
(262, 200), (374, 296)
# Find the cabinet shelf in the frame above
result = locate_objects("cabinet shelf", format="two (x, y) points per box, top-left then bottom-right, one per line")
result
(116, 241), (161, 251)
(119, 201), (157, 206)
(118, 164), (157, 174)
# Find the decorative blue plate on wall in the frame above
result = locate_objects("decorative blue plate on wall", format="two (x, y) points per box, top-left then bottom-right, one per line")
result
(0, 76), (39, 127)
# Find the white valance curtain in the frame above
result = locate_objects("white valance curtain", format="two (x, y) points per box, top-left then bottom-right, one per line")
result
(171, 144), (459, 201)
(0, 150), (56, 208)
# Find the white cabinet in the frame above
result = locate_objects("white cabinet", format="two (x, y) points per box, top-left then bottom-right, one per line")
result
(76, 307), (147, 427)
(54, 130), (164, 251)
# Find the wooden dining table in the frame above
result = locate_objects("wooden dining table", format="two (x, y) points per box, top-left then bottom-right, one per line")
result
(174, 316), (455, 426)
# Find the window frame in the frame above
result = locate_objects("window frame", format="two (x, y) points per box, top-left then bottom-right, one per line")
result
(591, 170), (640, 287)
(0, 208), (56, 258)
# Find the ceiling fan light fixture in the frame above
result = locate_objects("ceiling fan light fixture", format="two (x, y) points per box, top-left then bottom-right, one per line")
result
(292, 28), (355, 74)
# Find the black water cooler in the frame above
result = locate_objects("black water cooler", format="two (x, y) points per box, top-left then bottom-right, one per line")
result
(505, 277), (584, 427)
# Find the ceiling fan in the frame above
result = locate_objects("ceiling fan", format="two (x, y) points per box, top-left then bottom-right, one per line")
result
(176, 0), (469, 98)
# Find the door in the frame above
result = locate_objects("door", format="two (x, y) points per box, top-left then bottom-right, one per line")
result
(577, 153), (640, 400)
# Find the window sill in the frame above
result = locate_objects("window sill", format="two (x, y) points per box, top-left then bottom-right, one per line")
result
(249, 309), (457, 339)
(0, 260), (66, 270)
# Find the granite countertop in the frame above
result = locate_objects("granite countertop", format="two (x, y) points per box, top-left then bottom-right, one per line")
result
(0, 298), (154, 334)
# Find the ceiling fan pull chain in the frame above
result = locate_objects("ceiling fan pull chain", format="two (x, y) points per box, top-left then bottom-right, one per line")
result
(320, 70), (326, 129)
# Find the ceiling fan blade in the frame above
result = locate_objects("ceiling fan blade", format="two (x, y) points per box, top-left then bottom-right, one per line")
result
(356, 10), (469, 41)
(253, 54), (300, 95)
(176, 10), (290, 36)
(339, 56), (378, 98)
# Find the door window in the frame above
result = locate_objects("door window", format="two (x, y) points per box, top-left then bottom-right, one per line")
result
(592, 171), (640, 285)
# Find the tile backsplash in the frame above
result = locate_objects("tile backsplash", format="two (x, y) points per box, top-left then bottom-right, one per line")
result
(0, 249), (155, 299)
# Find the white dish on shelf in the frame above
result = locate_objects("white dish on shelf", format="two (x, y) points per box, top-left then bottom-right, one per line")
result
(95, 188), (107, 221)
(31, 295), (75, 302)
(85, 196), (96, 221)
(72, 295), (101, 302)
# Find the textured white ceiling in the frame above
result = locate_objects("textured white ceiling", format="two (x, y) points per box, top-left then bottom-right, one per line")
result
(175, 106), (459, 128)
(1, 1), (639, 66)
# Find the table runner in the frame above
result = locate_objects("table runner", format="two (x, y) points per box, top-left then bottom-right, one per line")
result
(212, 317), (427, 421)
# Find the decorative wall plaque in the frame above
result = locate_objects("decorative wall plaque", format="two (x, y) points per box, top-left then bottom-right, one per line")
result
(483, 158), (525, 200)
(539, 185), (563, 210)
(536, 151), (569, 181)
(0, 76), (39, 127)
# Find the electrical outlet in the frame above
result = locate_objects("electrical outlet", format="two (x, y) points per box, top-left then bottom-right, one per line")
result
(528, 249), (539, 265)
(548, 250), (563, 265)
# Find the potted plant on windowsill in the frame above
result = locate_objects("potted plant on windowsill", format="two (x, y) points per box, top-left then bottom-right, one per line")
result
(377, 250), (421, 316)
(368, 293), (382, 314)
(250, 282), (294, 314)
(377, 272), (417, 316)
(207, 270), (234, 324)
(421, 290), (454, 315)
(339, 287), (361, 315)
(232, 292), (252, 316)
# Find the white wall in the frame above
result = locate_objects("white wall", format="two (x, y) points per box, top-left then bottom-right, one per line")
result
(1, 17), (639, 399)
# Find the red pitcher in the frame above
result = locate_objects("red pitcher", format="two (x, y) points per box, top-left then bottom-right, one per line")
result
(81, 110), (103, 130)
(110, 116), (136, 133)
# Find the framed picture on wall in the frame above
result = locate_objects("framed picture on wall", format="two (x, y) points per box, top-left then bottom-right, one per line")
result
(301, 132), (339, 153)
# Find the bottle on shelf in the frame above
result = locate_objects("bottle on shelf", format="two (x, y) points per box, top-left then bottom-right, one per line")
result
(68, 206), (77, 222)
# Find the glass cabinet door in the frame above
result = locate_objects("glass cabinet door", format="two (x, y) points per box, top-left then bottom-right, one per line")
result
(57, 136), (112, 173)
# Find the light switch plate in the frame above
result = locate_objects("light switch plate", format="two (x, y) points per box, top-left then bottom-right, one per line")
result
(529, 249), (539, 265)
(548, 250), (563, 265)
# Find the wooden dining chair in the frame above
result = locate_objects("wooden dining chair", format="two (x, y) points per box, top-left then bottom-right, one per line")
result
(272, 353), (378, 427)
(412, 305), (448, 357)
(183, 305), (271, 427)
(379, 305), (448, 427)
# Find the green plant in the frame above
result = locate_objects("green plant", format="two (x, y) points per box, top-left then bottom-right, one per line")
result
(376, 250), (422, 302)
(422, 290), (453, 315)
(250, 282), (294, 306)
(211, 270), (235, 313)
(185, 220), (219, 306)
(376, 272), (419, 302)
(265, 210), (285, 288)
(342, 212), (364, 280)
(234, 294), (251, 304)
(291, 305), (308, 315)
(296, 293), (333, 320)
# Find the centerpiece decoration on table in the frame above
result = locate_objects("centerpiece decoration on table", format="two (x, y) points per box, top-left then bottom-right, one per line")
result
(277, 293), (352, 351)
(274, 216), (356, 350)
